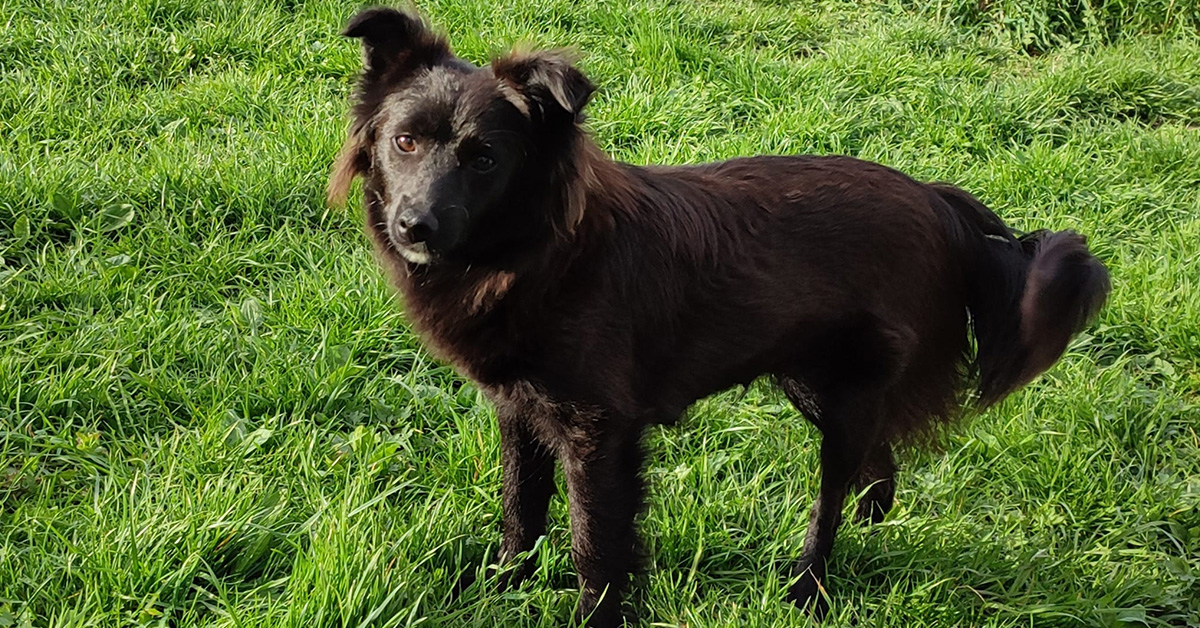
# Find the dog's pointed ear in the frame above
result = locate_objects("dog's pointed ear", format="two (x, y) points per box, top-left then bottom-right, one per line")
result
(342, 7), (449, 80)
(330, 8), (450, 206)
(491, 51), (595, 120)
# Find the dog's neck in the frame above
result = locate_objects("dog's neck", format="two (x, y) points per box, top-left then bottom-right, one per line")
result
(370, 134), (643, 382)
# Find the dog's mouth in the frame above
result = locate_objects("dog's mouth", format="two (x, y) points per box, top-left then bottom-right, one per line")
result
(396, 241), (433, 265)
(382, 205), (468, 267)
(384, 219), (435, 265)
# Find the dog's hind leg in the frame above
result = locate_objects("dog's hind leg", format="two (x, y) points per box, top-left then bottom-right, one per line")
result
(851, 440), (896, 525)
(786, 392), (883, 617)
(779, 376), (822, 429)
(782, 318), (913, 617)
(782, 375), (895, 527)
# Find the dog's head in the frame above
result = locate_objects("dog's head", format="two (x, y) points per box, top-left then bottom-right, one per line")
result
(329, 8), (595, 267)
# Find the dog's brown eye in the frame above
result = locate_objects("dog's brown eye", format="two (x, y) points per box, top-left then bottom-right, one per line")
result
(394, 135), (417, 153)
(471, 155), (496, 172)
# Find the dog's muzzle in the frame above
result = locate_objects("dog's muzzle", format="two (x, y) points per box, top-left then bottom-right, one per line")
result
(397, 209), (438, 245)
(389, 209), (439, 264)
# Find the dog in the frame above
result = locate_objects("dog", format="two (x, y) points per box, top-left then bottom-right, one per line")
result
(328, 8), (1110, 626)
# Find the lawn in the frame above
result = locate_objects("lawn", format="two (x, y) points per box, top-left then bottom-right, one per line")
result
(2, 0), (1199, 626)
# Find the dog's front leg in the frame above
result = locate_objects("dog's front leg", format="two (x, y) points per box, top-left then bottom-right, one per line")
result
(495, 411), (558, 589)
(562, 423), (644, 628)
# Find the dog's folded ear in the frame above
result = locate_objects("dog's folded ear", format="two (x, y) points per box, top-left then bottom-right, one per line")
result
(492, 51), (595, 121)
(328, 132), (370, 206)
(343, 7), (450, 81)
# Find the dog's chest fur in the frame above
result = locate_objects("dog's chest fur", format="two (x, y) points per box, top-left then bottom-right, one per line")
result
(397, 266), (534, 382)
(391, 256), (658, 426)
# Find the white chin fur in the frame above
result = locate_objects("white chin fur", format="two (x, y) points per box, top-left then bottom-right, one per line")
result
(398, 242), (431, 265)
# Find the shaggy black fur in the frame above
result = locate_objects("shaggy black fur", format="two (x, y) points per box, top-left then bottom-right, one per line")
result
(328, 8), (1110, 626)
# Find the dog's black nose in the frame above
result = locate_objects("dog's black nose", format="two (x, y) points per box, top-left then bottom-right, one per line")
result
(398, 211), (438, 244)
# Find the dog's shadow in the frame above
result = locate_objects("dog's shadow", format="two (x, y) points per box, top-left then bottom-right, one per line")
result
(639, 503), (1154, 626)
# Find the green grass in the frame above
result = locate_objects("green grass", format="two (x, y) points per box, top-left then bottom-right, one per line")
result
(2, 0), (1199, 626)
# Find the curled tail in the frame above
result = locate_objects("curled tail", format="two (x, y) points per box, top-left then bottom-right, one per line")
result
(931, 184), (1110, 406)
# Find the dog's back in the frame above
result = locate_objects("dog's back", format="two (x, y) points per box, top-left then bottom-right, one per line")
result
(546, 155), (959, 432)
(533, 153), (1106, 438)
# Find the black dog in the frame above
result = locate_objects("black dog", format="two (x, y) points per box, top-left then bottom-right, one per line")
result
(328, 8), (1109, 626)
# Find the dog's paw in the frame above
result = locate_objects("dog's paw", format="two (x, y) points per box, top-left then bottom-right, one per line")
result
(787, 573), (830, 621)
(575, 590), (626, 628)
(853, 496), (889, 526)
(853, 480), (895, 526)
(452, 566), (480, 599)
(494, 562), (536, 592)
(455, 558), (536, 598)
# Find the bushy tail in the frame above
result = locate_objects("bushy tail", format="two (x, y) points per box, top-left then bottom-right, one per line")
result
(931, 184), (1110, 407)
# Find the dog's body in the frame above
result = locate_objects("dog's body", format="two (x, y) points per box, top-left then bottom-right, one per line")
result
(401, 155), (982, 431)
(330, 9), (1110, 627)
